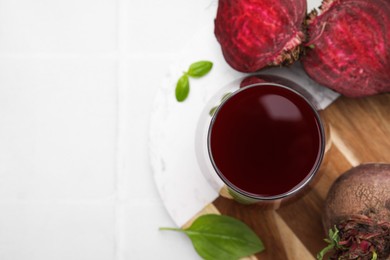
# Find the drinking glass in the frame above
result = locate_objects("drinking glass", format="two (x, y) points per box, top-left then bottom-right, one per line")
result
(195, 75), (331, 206)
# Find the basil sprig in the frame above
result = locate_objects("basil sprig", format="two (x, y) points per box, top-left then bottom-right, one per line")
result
(160, 214), (264, 260)
(187, 61), (213, 78)
(175, 74), (190, 102)
(175, 61), (213, 102)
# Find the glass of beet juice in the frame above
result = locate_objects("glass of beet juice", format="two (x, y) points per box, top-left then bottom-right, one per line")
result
(206, 75), (327, 205)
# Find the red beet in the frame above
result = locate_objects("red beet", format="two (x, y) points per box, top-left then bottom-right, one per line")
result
(239, 75), (267, 88)
(302, 0), (390, 97)
(239, 75), (316, 102)
(322, 164), (390, 259)
(214, 0), (306, 72)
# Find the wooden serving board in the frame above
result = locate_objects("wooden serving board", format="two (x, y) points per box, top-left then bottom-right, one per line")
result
(183, 93), (390, 260)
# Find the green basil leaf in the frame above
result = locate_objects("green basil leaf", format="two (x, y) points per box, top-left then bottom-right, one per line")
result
(221, 92), (232, 102)
(175, 74), (190, 102)
(161, 214), (264, 260)
(209, 106), (218, 116)
(185, 214), (264, 260)
(187, 61), (213, 78)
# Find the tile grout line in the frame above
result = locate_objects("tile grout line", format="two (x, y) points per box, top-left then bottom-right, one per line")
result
(0, 197), (162, 205)
(115, 0), (129, 259)
(0, 52), (177, 60)
(0, 197), (117, 205)
(0, 52), (118, 59)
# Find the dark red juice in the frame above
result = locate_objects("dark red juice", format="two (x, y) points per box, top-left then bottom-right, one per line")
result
(209, 84), (323, 198)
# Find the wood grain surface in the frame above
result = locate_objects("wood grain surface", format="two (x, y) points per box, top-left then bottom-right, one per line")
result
(184, 93), (390, 260)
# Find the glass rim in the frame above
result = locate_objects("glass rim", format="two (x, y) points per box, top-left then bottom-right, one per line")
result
(207, 82), (326, 201)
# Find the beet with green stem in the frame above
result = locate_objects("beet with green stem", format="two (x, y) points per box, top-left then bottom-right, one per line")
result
(319, 164), (390, 260)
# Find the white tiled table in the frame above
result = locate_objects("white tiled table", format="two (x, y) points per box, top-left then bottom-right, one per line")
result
(0, 0), (214, 259)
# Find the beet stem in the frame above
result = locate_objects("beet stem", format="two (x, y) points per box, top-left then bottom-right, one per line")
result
(304, 22), (327, 47)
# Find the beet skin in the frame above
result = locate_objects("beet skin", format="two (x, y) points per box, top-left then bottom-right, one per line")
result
(323, 163), (390, 259)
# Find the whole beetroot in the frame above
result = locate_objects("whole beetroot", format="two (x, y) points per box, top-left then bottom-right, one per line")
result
(214, 0), (307, 72)
(320, 164), (390, 260)
(302, 0), (390, 97)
